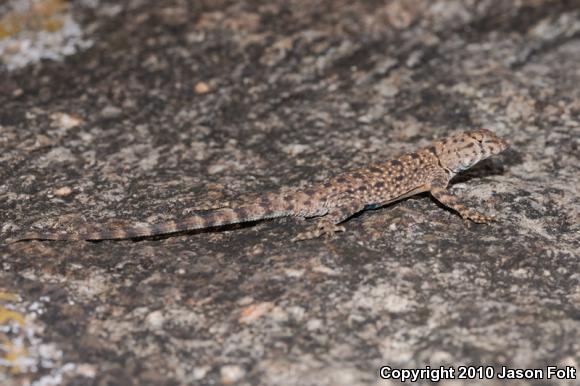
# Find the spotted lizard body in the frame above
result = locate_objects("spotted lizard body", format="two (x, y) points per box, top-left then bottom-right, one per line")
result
(11, 129), (508, 242)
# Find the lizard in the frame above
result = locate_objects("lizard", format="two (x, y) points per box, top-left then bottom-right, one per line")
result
(9, 129), (508, 243)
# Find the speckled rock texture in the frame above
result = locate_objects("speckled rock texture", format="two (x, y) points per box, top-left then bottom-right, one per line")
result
(1, 1), (579, 385)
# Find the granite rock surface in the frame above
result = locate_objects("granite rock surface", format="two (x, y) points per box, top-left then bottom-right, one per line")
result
(1, 0), (579, 385)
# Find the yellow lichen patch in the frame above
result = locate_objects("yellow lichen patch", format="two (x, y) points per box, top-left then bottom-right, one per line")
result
(0, 291), (28, 375)
(0, 307), (25, 327)
(0, 0), (92, 70)
(0, 0), (69, 39)
(0, 291), (19, 302)
(0, 334), (29, 375)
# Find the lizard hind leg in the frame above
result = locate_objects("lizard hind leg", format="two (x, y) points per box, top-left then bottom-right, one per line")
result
(291, 203), (362, 242)
(291, 220), (346, 242)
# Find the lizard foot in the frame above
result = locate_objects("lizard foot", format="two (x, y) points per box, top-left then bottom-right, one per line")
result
(292, 223), (346, 242)
(461, 211), (496, 224)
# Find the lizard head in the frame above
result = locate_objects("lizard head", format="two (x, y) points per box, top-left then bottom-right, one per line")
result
(435, 129), (509, 174)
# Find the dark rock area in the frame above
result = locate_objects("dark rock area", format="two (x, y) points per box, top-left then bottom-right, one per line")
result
(1, 1), (579, 385)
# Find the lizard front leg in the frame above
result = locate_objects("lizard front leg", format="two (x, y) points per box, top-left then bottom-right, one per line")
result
(292, 203), (363, 242)
(429, 171), (495, 223)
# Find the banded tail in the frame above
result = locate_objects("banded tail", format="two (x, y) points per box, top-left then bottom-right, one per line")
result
(10, 205), (292, 242)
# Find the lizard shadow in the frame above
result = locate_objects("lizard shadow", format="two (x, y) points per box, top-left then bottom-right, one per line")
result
(116, 220), (265, 242)
(449, 147), (520, 184)
(429, 148), (520, 217)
